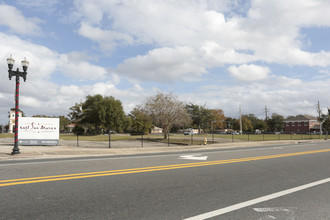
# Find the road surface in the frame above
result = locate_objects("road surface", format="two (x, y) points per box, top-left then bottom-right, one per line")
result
(0, 142), (329, 219)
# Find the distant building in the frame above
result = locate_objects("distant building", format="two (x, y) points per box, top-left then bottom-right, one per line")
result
(151, 126), (163, 134)
(8, 109), (23, 133)
(284, 115), (319, 134)
(66, 124), (75, 133)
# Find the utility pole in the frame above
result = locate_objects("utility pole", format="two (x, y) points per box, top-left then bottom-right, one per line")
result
(239, 105), (243, 135)
(264, 106), (269, 121)
(317, 101), (323, 135)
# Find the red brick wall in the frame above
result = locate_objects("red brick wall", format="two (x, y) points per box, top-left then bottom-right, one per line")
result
(284, 121), (310, 134)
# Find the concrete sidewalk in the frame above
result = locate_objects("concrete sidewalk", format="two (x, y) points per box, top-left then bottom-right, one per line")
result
(0, 138), (328, 161)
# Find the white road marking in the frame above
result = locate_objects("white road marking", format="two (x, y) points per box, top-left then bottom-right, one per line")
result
(179, 155), (208, 160)
(183, 177), (330, 220)
(0, 142), (321, 166)
(254, 207), (296, 220)
(254, 207), (293, 212)
(260, 215), (277, 220)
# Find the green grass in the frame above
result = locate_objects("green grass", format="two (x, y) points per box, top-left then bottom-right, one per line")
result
(0, 133), (14, 138)
(210, 134), (327, 142)
(1, 133), (327, 145)
(59, 133), (164, 141)
(64, 133), (326, 144)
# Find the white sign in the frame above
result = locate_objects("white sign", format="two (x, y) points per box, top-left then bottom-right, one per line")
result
(18, 117), (59, 145)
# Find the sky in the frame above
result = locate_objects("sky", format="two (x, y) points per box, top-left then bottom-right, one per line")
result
(1, 0), (330, 125)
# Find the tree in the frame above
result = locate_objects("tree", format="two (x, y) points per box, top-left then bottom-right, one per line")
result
(59, 116), (70, 132)
(212, 109), (226, 130)
(267, 113), (285, 132)
(185, 104), (215, 133)
(129, 108), (153, 134)
(72, 124), (84, 135)
(81, 94), (104, 134)
(244, 114), (267, 131)
(68, 95), (126, 134)
(142, 92), (190, 139)
(225, 117), (236, 129)
(233, 117), (253, 132)
(320, 111), (330, 132)
(68, 102), (83, 123)
(101, 96), (127, 133)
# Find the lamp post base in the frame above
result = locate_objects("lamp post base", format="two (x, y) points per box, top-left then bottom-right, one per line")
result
(11, 149), (20, 155)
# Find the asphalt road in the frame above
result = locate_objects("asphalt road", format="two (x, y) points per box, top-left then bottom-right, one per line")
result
(0, 142), (329, 219)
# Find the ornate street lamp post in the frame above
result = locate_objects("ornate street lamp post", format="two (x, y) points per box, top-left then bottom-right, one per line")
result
(6, 55), (29, 154)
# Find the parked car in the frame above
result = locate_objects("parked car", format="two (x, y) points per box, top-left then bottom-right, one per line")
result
(255, 129), (262, 134)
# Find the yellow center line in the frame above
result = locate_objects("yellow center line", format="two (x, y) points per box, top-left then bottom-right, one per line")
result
(1, 148), (329, 187)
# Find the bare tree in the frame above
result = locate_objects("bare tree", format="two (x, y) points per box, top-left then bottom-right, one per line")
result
(143, 92), (191, 139)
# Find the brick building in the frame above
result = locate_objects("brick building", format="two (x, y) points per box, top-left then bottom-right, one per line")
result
(283, 115), (319, 134)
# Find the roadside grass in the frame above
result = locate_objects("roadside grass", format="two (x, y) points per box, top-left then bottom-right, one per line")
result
(1, 133), (326, 145)
(209, 134), (327, 142)
(0, 133), (14, 138)
(59, 133), (164, 141)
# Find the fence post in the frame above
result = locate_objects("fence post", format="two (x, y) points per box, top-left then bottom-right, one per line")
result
(248, 133), (250, 142)
(108, 131), (111, 148)
(232, 133), (234, 142)
(77, 134), (79, 146)
(168, 132), (170, 146)
(263, 133), (264, 141)
(141, 134), (143, 148)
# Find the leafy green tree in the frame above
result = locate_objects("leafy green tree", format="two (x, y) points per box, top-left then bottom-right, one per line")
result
(322, 118), (330, 132)
(143, 92), (190, 139)
(68, 95), (126, 134)
(129, 108), (153, 134)
(101, 96), (127, 133)
(244, 114), (267, 131)
(233, 117), (253, 132)
(185, 104), (215, 133)
(267, 113), (285, 132)
(320, 111), (330, 132)
(59, 116), (70, 132)
(72, 124), (85, 135)
(68, 102), (83, 123)
(225, 117), (236, 129)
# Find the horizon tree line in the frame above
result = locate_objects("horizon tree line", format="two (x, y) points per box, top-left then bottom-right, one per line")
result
(2, 92), (329, 137)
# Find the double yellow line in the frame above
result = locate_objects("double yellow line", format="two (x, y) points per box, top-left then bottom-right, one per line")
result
(1, 149), (330, 187)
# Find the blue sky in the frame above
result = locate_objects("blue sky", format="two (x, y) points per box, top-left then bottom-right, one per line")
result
(1, 0), (330, 125)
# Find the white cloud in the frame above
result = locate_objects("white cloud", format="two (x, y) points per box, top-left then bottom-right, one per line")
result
(20, 96), (42, 108)
(58, 53), (107, 80)
(78, 22), (134, 51)
(116, 47), (206, 83)
(72, 0), (330, 71)
(0, 3), (43, 36)
(228, 64), (270, 82)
